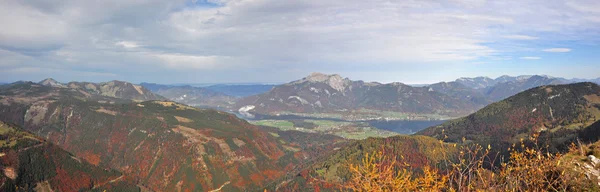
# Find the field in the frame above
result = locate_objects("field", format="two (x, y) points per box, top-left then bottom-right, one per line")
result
(275, 109), (455, 121)
(250, 119), (399, 139)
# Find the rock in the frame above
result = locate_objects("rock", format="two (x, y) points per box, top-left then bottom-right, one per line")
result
(588, 155), (600, 167)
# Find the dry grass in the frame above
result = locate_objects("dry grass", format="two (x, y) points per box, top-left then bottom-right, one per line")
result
(153, 101), (196, 110)
(95, 108), (117, 116)
(343, 135), (598, 192)
(174, 116), (193, 123)
(584, 94), (600, 104)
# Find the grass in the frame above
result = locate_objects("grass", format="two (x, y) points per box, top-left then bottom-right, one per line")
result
(0, 122), (41, 148)
(0, 122), (15, 134)
(268, 132), (280, 137)
(249, 119), (399, 140)
(275, 109), (455, 121)
(251, 120), (295, 130)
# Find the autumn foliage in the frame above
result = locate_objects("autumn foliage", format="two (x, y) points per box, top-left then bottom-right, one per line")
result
(344, 135), (598, 191)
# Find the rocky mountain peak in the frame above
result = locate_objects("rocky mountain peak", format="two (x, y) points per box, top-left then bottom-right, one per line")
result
(305, 72), (343, 82)
(39, 78), (66, 88)
(293, 72), (351, 92)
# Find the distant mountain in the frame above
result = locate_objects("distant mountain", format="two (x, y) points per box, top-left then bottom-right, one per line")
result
(141, 83), (237, 108)
(35, 78), (164, 101)
(64, 80), (164, 101)
(236, 72), (480, 117)
(0, 121), (138, 191)
(456, 76), (497, 89)
(0, 82), (342, 191)
(418, 82), (600, 151)
(427, 81), (490, 106)
(39, 78), (66, 88)
(448, 75), (591, 102)
(204, 84), (276, 97)
(455, 75), (554, 90)
(483, 75), (565, 101)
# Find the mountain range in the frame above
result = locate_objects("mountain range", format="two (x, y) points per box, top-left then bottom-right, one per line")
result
(140, 83), (238, 108)
(236, 72), (480, 117)
(141, 83), (275, 98)
(274, 82), (600, 191)
(1, 75), (600, 191)
(30, 74), (599, 121)
(0, 81), (344, 191)
(235, 73), (600, 119)
(39, 78), (164, 101)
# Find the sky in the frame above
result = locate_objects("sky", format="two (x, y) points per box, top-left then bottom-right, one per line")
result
(1, 0), (600, 84)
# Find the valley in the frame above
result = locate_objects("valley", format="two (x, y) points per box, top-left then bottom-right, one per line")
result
(1, 75), (599, 191)
(4, 2), (600, 191)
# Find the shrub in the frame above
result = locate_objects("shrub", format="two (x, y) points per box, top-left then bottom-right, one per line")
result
(343, 135), (597, 191)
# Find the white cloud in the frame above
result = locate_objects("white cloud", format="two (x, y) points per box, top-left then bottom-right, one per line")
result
(502, 35), (539, 40)
(153, 53), (235, 69)
(520, 56), (541, 60)
(115, 41), (140, 48)
(543, 48), (571, 52)
(0, 0), (599, 83)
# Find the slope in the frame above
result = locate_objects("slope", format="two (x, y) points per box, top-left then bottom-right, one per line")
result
(269, 135), (457, 191)
(0, 121), (138, 192)
(418, 82), (600, 150)
(0, 81), (341, 191)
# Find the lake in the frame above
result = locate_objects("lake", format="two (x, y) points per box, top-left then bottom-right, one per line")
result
(231, 111), (447, 135)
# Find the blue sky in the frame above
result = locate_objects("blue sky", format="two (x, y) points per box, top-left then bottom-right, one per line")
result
(1, 0), (599, 84)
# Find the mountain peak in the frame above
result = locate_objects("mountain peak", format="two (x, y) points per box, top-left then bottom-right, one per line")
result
(305, 72), (343, 82)
(39, 78), (65, 88)
(289, 72), (351, 92)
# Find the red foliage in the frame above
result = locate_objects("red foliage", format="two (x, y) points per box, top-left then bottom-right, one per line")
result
(50, 167), (93, 192)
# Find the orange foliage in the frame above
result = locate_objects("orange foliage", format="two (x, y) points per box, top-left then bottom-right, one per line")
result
(343, 136), (597, 191)
(80, 150), (101, 166)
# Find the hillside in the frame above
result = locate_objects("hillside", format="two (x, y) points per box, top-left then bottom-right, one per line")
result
(0, 82), (341, 191)
(236, 72), (480, 117)
(270, 135), (457, 191)
(0, 121), (138, 191)
(418, 82), (600, 150)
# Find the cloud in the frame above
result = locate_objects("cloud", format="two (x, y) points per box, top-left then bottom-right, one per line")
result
(520, 56), (541, 60)
(153, 53), (236, 69)
(115, 41), (140, 49)
(0, 0), (599, 83)
(502, 35), (539, 40)
(543, 48), (571, 52)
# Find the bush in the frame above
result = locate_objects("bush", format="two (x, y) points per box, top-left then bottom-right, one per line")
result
(342, 135), (597, 191)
